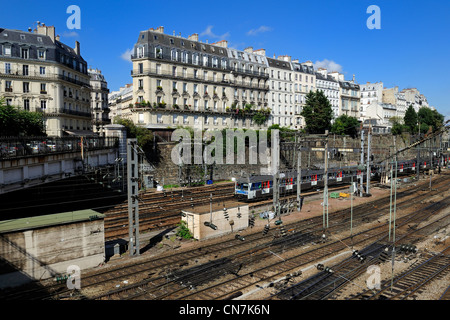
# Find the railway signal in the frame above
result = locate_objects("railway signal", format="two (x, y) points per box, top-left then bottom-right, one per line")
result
(263, 224), (270, 235)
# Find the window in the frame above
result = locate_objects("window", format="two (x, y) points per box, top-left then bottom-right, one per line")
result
(155, 46), (162, 59)
(23, 82), (30, 93)
(138, 63), (143, 74)
(4, 46), (11, 56)
(6, 99), (12, 106)
(38, 49), (45, 60)
(172, 115), (178, 124)
(21, 48), (29, 59)
(138, 79), (143, 89)
(172, 66), (177, 77)
(172, 81), (177, 90)
(202, 55), (208, 66)
(137, 47), (144, 58)
(4, 62), (11, 74)
(24, 99), (30, 111)
(183, 115), (188, 124)
(40, 100), (47, 109)
(193, 53), (199, 65)
(5, 81), (12, 92)
(23, 65), (28, 76)
(171, 49), (177, 61)
(156, 64), (161, 74)
(40, 83), (46, 93)
(40, 66), (46, 75)
(181, 51), (188, 63)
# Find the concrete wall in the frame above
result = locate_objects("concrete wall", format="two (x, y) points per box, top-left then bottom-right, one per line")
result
(0, 148), (117, 194)
(0, 220), (105, 289)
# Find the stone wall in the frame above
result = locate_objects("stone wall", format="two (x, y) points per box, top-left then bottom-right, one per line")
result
(148, 133), (426, 186)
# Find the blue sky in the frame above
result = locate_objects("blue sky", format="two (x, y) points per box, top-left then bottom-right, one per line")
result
(2, 0), (449, 119)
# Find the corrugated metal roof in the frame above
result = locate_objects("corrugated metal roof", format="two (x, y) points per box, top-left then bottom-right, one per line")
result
(0, 209), (104, 234)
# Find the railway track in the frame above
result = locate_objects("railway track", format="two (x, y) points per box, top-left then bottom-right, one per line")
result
(104, 182), (235, 240)
(269, 198), (450, 300)
(348, 246), (450, 300)
(3, 173), (448, 300)
(88, 174), (450, 300)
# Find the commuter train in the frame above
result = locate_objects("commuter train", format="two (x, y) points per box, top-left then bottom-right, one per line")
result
(234, 157), (445, 201)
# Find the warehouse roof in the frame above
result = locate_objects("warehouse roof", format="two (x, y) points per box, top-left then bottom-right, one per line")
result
(0, 209), (104, 234)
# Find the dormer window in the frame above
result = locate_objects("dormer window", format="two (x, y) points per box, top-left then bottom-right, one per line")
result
(38, 49), (46, 60)
(20, 34), (25, 40)
(21, 48), (29, 59)
(155, 46), (162, 59)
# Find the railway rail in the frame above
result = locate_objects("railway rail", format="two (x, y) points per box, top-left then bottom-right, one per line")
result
(2, 173), (448, 301)
(89, 174), (450, 300)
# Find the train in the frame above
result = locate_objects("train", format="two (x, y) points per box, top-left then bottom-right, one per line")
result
(234, 157), (446, 201)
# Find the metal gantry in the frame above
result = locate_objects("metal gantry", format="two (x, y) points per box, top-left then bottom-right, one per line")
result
(127, 139), (140, 256)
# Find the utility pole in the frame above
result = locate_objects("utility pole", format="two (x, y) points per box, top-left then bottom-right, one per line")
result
(366, 125), (371, 195)
(272, 129), (280, 219)
(297, 137), (302, 212)
(323, 131), (329, 229)
(127, 139), (140, 256)
(360, 130), (364, 197)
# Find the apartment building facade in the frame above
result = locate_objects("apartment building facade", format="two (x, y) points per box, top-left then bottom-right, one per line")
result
(108, 83), (133, 120)
(89, 68), (110, 136)
(0, 24), (92, 137)
(315, 68), (340, 119)
(127, 27), (270, 131)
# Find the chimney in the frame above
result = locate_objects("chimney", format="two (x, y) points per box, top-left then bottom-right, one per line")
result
(188, 33), (199, 42)
(278, 55), (291, 62)
(292, 59), (299, 63)
(36, 24), (55, 43)
(75, 41), (80, 56)
(56, 34), (60, 41)
(213, 40), (228, 48)
(254, 49), (266, 56)
(155, 26), (164, 33)
(244, 47), (253, 54)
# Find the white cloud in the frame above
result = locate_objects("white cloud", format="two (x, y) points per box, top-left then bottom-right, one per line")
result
(313, 59), (343, 73)
(62, 31), (79, 38)
(120, 48), (133, 63)
(246, 26), (272, 36)
(199, 25), (230, 39)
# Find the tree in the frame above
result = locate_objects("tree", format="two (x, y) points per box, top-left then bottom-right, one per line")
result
(301, 90), (334, 134)
(389, 116), (404, 136)
(417, 107), (444, 133)
(0, 99), (46, 136)
(403, 104), (417, 134)
(330, 114), (359, 138)
(113, 117), (153, 151)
